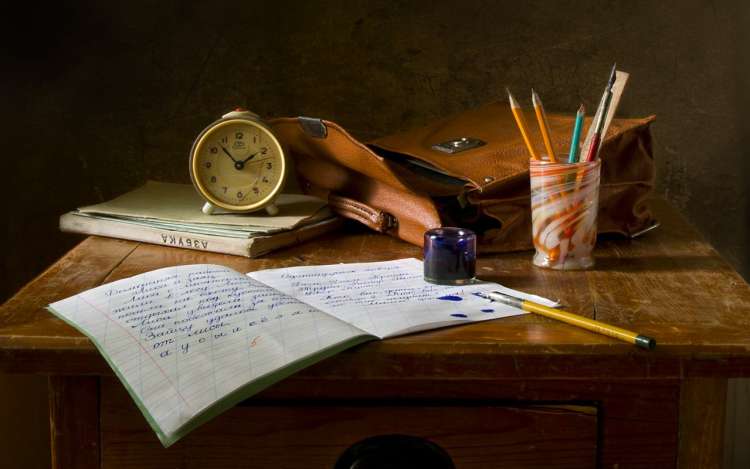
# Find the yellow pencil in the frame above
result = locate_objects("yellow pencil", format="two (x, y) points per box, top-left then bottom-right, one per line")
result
(531, 89), (557, 162)
(475, 291), (656, 349)
(506, 88), (539, 160)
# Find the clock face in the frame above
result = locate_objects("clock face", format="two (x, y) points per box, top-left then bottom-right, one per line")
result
(190, 119), (285, 212)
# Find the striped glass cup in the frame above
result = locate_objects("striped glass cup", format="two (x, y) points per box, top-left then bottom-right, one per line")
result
(529, 158), (601, 270)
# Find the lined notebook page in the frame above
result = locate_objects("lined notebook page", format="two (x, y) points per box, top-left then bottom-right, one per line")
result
(249, 258), (557, 339)
(47, 264), (369, 446)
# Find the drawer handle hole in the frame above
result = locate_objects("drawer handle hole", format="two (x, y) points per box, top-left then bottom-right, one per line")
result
(334, 434), (455, 469)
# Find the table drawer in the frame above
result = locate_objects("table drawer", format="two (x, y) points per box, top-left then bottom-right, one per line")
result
(101, 379), (597, 468)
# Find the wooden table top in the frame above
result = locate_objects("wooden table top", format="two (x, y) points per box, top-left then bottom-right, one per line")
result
(2, 198), (750, 380)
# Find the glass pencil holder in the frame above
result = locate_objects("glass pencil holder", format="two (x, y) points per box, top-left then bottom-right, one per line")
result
(529, 158), (601, 270)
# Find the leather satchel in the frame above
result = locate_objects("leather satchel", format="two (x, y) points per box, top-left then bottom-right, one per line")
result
(270, 101), (657, 252)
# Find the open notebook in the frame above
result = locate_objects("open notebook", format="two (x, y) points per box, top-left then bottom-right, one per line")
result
(47, 258), (556, 447)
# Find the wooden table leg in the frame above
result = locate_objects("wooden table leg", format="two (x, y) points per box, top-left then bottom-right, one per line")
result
(49, 376), (100, 469)
(678, 378), (728, 468)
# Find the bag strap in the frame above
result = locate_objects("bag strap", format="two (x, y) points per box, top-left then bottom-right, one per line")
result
(328, 194), (398, 233)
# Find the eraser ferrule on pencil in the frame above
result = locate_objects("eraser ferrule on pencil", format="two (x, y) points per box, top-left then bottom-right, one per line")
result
(634, 335), (656, 350)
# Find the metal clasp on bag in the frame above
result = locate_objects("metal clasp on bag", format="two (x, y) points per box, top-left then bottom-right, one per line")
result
(298, 116), (328, 138)
(630, 220), (661, 238)
(431, 137), (486, 154)
(382, 212), (398, 231)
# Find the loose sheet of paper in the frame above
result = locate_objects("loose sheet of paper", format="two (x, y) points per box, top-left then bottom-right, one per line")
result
(249, 258), (557, 339)
(47, 264), (368, 446)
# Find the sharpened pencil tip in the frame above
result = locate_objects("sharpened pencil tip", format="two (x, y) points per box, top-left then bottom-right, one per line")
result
(506, 87), (518, 108)
(577, 103), (585, 114)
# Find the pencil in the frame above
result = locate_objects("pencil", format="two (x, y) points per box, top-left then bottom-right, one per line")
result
(507, 88), (540, 160)
(474, 291), (656, 349)
(532, 89), (557, 162)
(568, 104), (585, 163)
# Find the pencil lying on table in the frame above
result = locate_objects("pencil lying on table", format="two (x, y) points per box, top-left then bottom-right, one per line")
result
(474, 291), (656, 349)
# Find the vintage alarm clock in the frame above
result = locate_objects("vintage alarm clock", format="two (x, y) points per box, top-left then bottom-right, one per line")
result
(189, 109), (287, 216)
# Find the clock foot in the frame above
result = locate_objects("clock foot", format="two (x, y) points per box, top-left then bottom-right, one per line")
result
(265, 204), (279, 216)
(202, 202), (215, 215)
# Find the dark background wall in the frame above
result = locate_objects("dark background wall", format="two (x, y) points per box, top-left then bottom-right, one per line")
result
(2, 0), (749, 302)
(1, 2), (749, 467)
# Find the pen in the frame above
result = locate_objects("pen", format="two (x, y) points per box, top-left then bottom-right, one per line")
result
(474, 290), (656, 349)
(531, 89), (557, 162)
(568, 104), (585, 163)
(597, 70), (629, 159)
(583, 64), (617, 162)
(583, 132), (601, 163)
(507, 88), (540, 160)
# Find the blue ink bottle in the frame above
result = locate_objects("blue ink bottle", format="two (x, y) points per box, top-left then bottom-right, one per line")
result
(423, 227), (476, 285)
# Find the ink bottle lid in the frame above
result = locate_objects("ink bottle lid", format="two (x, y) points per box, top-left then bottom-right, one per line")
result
(423, 227), (476, 285)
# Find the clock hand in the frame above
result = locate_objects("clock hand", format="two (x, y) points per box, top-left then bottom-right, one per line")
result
(245, 157), (274, 165)
(241, 151), (260, 164)
(219, 145), (239, 163)
(220, 144), (248, 170)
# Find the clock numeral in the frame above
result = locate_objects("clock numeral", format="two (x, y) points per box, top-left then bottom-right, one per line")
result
(261, 147), (268, 155)
(253, 135), (257, 143)
(205, 162), (212, 169)
(266, 162), (272, 170)
(221, 136), (228, 144)
(252, 187), (260, 195)
(262, 176), (269, 183)
(222, 186), (228, 194)
(210, 176), (217, 183)
(237, 191), (244, 199)
(210, 147), (218, 154)
(235, 132), (243, 140)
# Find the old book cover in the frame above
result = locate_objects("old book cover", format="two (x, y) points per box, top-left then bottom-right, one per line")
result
(60, 212), (343, 257)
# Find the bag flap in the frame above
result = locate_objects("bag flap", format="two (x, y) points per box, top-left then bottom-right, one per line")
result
(368, 101), (655, 191)
(270, 117), (416, 193)
(270, 117), (466, 196)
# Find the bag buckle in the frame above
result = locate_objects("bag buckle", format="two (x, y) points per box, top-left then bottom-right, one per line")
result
(431, 137), (486, 154)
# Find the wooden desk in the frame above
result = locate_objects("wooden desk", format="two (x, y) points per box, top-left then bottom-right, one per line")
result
(1, 199), (749, 468)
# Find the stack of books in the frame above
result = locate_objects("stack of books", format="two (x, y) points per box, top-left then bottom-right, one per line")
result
(60, 181), (342, 257)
